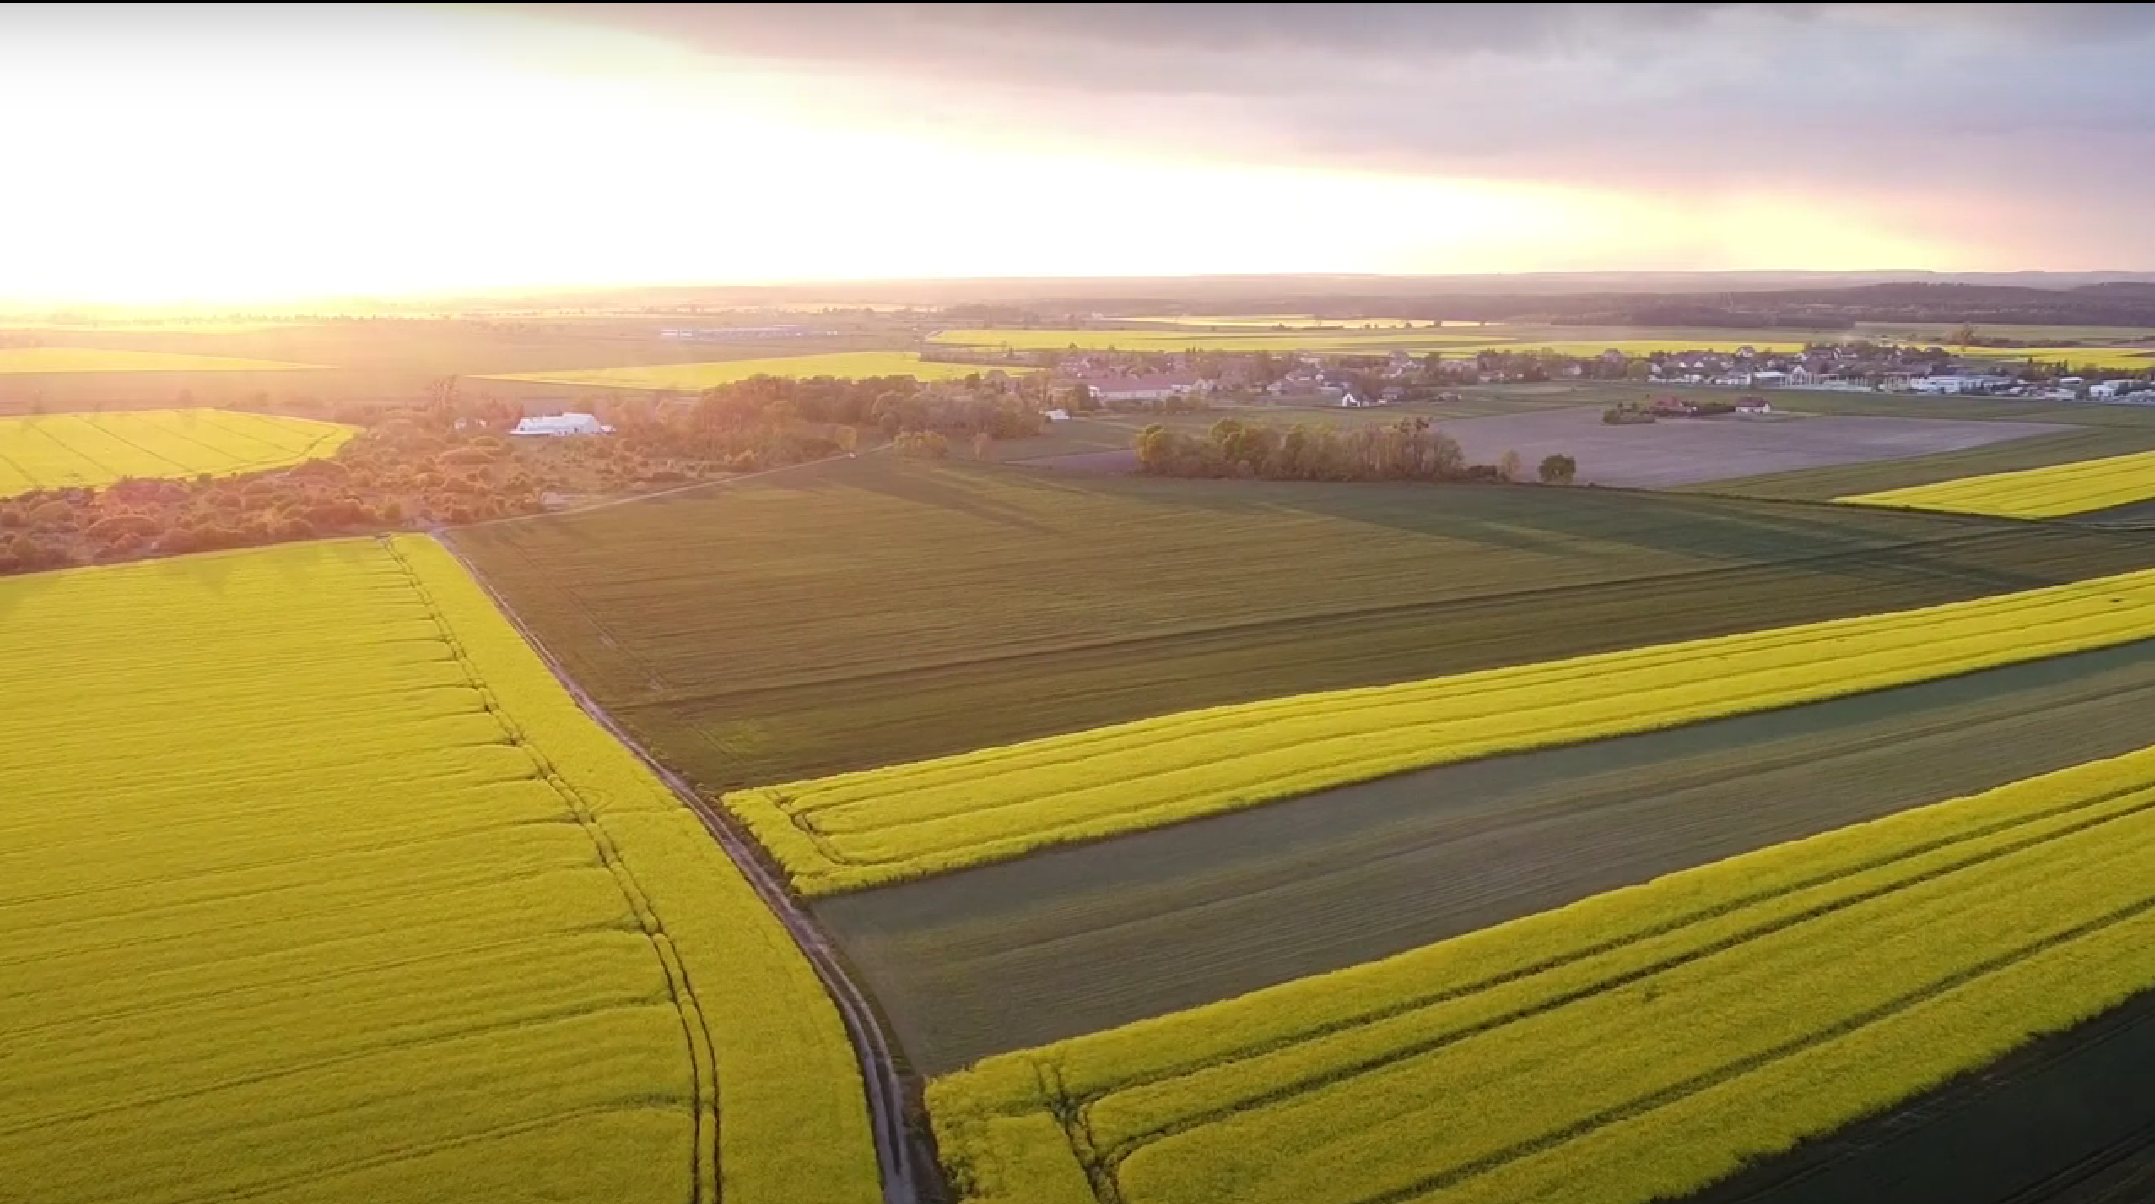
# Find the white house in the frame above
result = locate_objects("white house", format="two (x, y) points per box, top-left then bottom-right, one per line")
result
(1909, 374), (2014, 395)
(511, 412), (611, 437)
(1338, 390), (1376, 408)
(1736, 397), (1773, 414)
(1748, 370), (1789, 387)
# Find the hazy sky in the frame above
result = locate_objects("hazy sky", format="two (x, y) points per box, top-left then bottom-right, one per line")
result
(7, 2), (2155, 302)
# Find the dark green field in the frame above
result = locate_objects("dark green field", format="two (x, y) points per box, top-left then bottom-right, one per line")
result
(451, 454), (2155, 791)
(812, 636), (2155, 1072)
(1685, 426), (2155, 501)
(1684, 983), (2155, 1204)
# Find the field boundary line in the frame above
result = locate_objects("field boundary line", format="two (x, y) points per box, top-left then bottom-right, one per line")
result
(1340, 891), (2155, 1204)
(382, 536), (723, 1203)
(1058, 780), (2155, 1163)
(467, 446), (880, 527)
(435, 532), (937, 1204)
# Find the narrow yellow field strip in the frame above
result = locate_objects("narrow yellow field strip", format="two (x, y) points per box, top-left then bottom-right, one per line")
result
(930, 743), (2155, 1204)
(0, 347), (321, 373)
(1839, 448), (2155, 517)
(728, 565), (2155, 894)
(0, 537), (878, 1204)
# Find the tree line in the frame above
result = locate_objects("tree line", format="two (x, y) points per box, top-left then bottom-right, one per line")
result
(1135, 418), (1575, 485)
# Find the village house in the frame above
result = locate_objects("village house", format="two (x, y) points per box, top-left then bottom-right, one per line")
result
(1081, 373), (1207, 403)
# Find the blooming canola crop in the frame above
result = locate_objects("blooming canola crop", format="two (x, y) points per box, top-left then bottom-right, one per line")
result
(0, 536), (877, 1204)
(729, 566), (2155, 894)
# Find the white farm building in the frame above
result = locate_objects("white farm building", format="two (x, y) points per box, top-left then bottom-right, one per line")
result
(510, 412), (611, 437)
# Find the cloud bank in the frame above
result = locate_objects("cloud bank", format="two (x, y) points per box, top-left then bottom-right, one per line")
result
(543, 2), (2155, 266)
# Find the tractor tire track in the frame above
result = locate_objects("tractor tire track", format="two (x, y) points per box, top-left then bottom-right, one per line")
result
(437, 533), (937, 1204)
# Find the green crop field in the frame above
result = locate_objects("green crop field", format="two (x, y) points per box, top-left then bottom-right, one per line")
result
(729, 565), (2155, 893)
(0, 537), (877, 1204)
(484, 351), (1029, 391)
(0, 347), (320, 374)
(822, 632), (2155, 1073)
(0, 409), (355, 495)
(929, 744), (2155, 1204)
(1686, 426), (2155, 502)
(452, 453), (2155, 827)
(1841, 449), (2155, 518)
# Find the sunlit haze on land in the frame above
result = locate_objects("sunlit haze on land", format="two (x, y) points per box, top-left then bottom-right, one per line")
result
(8, 2), (2155, 304)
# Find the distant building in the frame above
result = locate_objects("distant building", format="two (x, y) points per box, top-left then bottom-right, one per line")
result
(510, 412), (611, 437)
(1736, 397), (1773, 414)
(1082, 373), (1204, 403)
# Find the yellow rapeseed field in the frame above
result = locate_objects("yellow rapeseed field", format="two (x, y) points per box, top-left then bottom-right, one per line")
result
(484, 351), (1032, 391)
(0, 347), (319, 373)
(728, 566), (2155, 894)
(1839, 449), (2155, 517)
(930, 743), (2155, 1204)
(0, 537), (878, 1204)
(0, 408), (356, 496)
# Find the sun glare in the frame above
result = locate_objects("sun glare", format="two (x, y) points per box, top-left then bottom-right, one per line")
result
(0, 3), (1960, 306)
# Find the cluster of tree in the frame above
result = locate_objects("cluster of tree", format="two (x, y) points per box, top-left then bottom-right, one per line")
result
(663, 373), (1046, 442)
(1134, 417), (1577, 485)
(0, 405), (742, 578)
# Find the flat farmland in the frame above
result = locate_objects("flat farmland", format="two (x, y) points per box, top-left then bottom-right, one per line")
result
(452, 455), (2155, 797)
(822, 633), (2155, 1071)
(0, 319), (907, 411)
(483, 351), (1028, 391)
(1682, 982), (2155, 1204)
(1687, 426), (2155, 502)
(0, 409), (355, 495)
(1842, 449), (2155, 518)
(1428, 406), (2069, 488)
(732, 565), (2155, 893)
(928, 745), (2155, 1204)
(930, 328), (1817, 354)
(0, 347), (320, 374)
(0, 538), (878, 1204)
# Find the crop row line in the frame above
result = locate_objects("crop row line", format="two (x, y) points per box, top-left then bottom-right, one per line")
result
(74, 412), (210, 476)
(627, 528), (2044, 710)
(1048, 774), (2155, 1157)
(380, 535), (724, 1204)
(439, 530), (934, 1204)
(0, 994), (661, 1141)
(1345, 890), (2155, 1204)
(784, 578), (2155, 822)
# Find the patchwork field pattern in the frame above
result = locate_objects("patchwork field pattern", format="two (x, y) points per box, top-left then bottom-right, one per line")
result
(929, 746), (2155, 1204)
(820, 632), (2155, 1073)
(0, 537), (877, 1204)
(1840, 449), (2155, 518)
(0, 347), (319, 373)
(455, 455), (2155, 805)
(0, 408), (356, 495)
(729, 565), (2155, 894)
(484, 351), (1030, 390)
